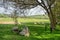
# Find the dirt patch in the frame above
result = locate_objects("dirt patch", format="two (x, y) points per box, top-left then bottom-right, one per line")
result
(0, 22), (15, 24)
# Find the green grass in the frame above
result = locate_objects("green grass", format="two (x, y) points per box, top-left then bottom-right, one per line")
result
(0, 18), (60, 40)
(0, 23), (60, 40)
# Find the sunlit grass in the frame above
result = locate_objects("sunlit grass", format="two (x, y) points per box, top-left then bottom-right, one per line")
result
(0, 18), (50, 23)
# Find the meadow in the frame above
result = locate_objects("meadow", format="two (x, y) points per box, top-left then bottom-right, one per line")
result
(0, 17), (60, 40)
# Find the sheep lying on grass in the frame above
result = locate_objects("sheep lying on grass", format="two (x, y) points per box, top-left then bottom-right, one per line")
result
(12, 26), (29, 37)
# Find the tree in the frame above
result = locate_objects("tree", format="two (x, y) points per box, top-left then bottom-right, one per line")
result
(9, 0), (56, 32)
(2, 0), (57, 32)
(13, 10), (18, 26)
(36, 0), (56, 32)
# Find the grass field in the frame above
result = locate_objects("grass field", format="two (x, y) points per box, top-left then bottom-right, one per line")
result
(0, 18), (60, 40)
(0, 18), (49, 24)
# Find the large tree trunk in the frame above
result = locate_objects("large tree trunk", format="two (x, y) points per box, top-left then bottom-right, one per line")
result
(48, 13), (56, 32)
(47, 6), (56, 32)
(36, 0), (56, 32)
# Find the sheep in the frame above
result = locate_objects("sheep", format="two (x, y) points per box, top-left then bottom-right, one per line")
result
(19, 26), (29, 37)
(12, 26), (19, 34)
(12, 26), (30, 37)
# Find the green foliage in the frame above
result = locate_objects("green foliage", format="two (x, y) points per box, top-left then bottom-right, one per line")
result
(0, 14), (10, 18)
(53, 0), (60, 23)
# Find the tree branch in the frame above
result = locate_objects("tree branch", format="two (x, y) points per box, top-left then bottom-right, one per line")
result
(36, 0), (49, 13)
(50, 0), (55, 6)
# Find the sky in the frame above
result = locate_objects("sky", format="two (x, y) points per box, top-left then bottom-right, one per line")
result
(29, 5), (46, 16)
(0, 0), (46, 16)
(0, 5), (46, 16)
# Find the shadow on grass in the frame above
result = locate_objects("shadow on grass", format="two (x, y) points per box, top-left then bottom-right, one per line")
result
(0, 23), (60, 40)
